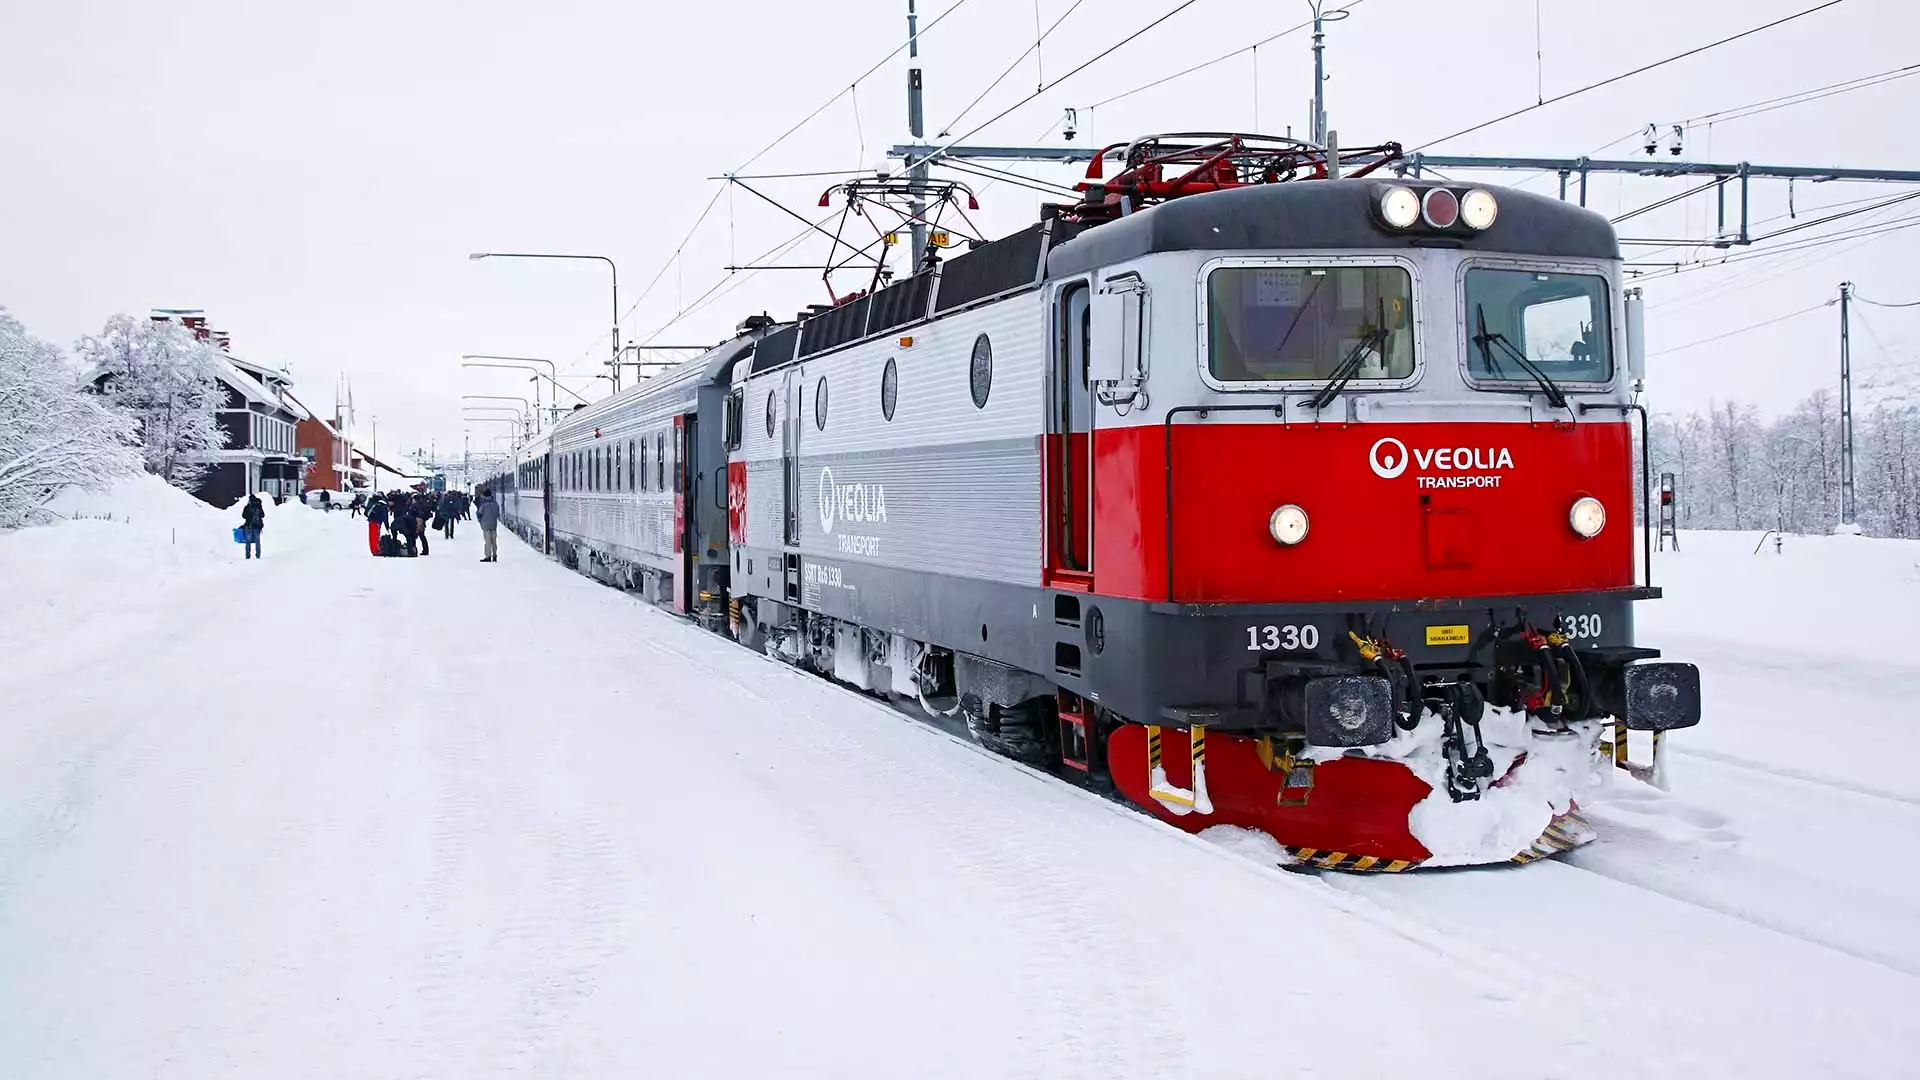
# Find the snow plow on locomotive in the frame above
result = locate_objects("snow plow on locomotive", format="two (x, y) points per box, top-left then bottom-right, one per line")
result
(517, 134), (1704, 870)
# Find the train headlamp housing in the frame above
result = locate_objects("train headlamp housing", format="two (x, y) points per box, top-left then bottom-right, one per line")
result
(1303, 675), (1394, 748)
(1377, 186), (1420, 229)
(1421, 187), (1460, 228)
(1269, 504), (1310, 546)
(1460, 188), (1499, 230)
(1569, 496), (1606, 538)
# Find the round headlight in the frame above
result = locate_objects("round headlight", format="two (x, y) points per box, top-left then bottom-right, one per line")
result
(1422, 187), (1460, 228)
(1378, 186), (1420, 229)
(1269, 504), (1310, 546)
(1460, 188), (1498, 230)
(1569, 496), (1606, 538)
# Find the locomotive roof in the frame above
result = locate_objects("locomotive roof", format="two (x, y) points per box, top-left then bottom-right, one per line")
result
(1045, 178), (1618, 278)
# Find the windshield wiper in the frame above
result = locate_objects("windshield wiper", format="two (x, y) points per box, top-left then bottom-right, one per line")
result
(1307, 324), (1391, 413)
(1473, 304), (1571, 413)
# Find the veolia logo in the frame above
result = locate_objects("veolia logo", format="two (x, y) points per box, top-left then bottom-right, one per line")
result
(818, 466), (888, 534)
(1369, 437), (1409, 479)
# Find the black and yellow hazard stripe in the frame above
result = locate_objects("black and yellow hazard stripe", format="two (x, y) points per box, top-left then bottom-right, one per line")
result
(1146, 725), (1163, 770)
(1511, 808), (1595, 864)
(1285, 848), (1420, 873)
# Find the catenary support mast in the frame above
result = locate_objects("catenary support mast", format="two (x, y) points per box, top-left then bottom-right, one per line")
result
(1839, 280), (1857, 529)
(906, 0), (929, 268)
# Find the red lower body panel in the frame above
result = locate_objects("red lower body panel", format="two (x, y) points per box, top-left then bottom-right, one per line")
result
(1107, 725), (1435, 862)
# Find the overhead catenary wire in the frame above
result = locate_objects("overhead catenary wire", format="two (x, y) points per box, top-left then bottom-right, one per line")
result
(1854, 292), (1920, 308)
(1629, 212), (1920, 282)
(1085, 5), (1361, 112)
(565, 0), (991, 374)
(731, 0), (980, 175)
(643, 0), (1211, 352)
(1680, 61), (1920, 126)
(1648, 224), (1904, 313)
(936, 0), (1091, 138)
(1409, 0), (1848, 152)
(1646, 299), (1835, 357)
(1631, 187), (1920, 266)
(902, 0), (1211, 179)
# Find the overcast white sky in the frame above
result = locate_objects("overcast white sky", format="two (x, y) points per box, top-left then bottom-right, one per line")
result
(3, 0), (1917, 458)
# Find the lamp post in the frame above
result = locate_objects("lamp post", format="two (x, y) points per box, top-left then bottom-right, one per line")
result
(467, 253), (621, 389)
(465, 413), (526, 443)
(461, 356), (592, 428)
(463, 401), (530, 439)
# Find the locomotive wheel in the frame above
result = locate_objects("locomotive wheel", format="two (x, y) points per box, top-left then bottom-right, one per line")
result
(965, 696), (1054, 767)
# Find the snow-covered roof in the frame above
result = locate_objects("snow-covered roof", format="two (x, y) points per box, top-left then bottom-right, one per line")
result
(284, 391), (343, 433)
(213, 357), (286, 412)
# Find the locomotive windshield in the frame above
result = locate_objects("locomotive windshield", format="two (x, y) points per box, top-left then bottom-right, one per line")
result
(1206, 265), (1413, 383)
(1463, 268), (1613, 384)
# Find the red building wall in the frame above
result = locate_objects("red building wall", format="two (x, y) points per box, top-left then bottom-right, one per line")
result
(296, 417), (348, 493)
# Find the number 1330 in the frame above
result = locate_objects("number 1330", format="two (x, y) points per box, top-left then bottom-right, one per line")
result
(1246, 624), (1320, 651)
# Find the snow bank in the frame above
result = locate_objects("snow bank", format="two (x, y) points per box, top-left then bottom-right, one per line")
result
(0, 475), (331, 660)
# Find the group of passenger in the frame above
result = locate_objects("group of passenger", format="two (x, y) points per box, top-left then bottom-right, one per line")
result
(356, 486), (499, 562)
(362, 488), (463, 557)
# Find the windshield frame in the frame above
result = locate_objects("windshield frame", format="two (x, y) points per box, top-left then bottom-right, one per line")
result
(1455, 256), (1619, 394)
(1196, 254), (1426, 394)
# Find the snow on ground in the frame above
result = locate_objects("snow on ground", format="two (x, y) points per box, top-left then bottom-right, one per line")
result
(1320, 528), (1920, 1076)
(2, 501), (1918, 1077)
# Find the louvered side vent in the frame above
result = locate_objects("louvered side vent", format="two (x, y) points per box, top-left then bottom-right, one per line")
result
(867, 274), (935, 335)
(748, 324), (801, 374)
(798, 294), (872, 358)
(932, 223), (1049, 313)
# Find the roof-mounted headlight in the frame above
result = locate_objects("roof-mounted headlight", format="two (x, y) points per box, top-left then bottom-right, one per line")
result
(1460, 188), (1499, 230)
(1378, 186), (1420, 229)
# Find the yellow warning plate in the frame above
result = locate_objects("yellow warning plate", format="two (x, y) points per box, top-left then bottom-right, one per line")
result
(1425, 624), (1471, 646)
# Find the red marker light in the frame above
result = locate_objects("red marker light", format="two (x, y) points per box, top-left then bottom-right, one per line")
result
(1422, 188), (1460, 228)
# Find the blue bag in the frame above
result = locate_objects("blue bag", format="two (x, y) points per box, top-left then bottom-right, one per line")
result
(233, 526), (247, 543)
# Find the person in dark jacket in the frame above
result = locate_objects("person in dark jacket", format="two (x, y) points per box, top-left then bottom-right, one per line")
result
(366, 494), (389, 555)
(476, 487), (500, 562)
(240, 495), (265, 560)
(395, 500), (420, 557)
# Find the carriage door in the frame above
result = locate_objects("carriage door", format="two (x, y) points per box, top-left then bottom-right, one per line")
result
(541, 452), (554, 555)
(675, 413), (698, 613)
(1049, 281), (1094, 578)
(781, 368), (803, 603)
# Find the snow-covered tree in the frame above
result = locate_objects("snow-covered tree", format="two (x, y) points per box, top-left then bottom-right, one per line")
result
(75, 314), (227, 490)
(0, 308), (141, 528)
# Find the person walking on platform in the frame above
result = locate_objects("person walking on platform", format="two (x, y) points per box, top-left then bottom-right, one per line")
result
(240, 494), (265, 560)
(476, 487), (499, 562)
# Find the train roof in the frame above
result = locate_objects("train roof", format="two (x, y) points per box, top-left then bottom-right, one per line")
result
(548, 327), (775, 441)
(1045, 178), (1619, 278)
(736, 175), (1619, 381)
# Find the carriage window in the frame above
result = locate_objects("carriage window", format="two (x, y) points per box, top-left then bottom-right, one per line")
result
(1206, 265), (1414, 383)
(640, 438), (649, 491)
(656, 433), (666, 490)
(1463, 268), (1612, 383)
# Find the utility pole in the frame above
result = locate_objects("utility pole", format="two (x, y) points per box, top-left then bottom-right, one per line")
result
(906, 0), (929, 268)
(1839, 280), (1857, 531)
(1309, 0), (1327, 144)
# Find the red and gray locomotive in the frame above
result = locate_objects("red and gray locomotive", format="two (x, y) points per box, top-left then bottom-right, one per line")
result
(496, 135), (1701, 870)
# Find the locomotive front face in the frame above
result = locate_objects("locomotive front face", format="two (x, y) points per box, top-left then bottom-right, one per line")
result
(1050, 180), (1699, 862)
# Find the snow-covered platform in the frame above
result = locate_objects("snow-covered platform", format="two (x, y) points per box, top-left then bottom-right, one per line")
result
(3, 483), (1918, 1078)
